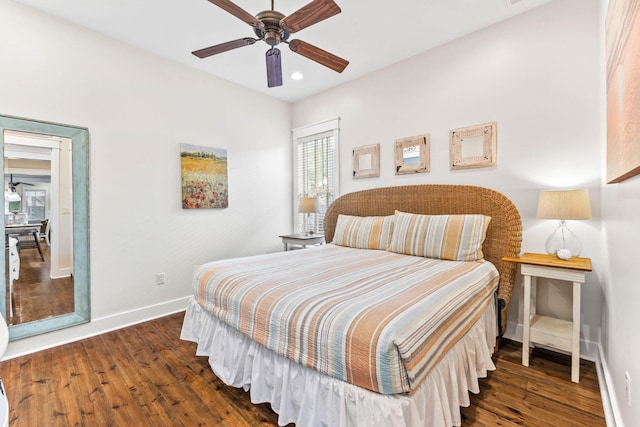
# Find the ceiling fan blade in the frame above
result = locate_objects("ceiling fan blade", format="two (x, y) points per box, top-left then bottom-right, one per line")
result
(192, 38), (257, 58)
(280, 0), (341, 34)
(288, 39), (348, 73)
(266, 48), (283, 88)
(206, 0), (265, 30)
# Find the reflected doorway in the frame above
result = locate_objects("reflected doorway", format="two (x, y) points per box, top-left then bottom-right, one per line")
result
(4, 130), (74, 326)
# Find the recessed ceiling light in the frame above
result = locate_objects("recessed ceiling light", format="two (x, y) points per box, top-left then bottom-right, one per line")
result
(290, 72), (304, 81)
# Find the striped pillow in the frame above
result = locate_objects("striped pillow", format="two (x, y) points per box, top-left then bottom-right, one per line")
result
(389, 211), (491, 261)
(332, 214), (395, 250)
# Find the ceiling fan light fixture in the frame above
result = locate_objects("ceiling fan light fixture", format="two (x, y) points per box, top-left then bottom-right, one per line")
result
(264, 29), (281, 46)
(266, 47), (283, 87)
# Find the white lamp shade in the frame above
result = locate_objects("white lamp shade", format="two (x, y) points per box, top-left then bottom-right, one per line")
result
(537, 189), (591, 258)
(298, 197), (319, 214)
(537, 189), (592, 220)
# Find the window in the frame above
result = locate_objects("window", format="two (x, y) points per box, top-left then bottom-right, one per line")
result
(292, 118), (340, 235)
(24, 189), (47, 221)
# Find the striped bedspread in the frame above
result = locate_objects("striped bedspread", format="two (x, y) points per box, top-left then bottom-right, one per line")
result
(193, 244), (499, 394)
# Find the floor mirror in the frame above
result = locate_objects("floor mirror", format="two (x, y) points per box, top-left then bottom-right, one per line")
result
(0, 115), (89, 341)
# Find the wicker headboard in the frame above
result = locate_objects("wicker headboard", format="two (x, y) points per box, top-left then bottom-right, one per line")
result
(324, 184), (522, 336)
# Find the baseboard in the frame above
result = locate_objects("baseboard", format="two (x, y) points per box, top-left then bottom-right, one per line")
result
(597, 344), (623, 427)
(50, 267), (72, 279)
(1, 296), (191, 360)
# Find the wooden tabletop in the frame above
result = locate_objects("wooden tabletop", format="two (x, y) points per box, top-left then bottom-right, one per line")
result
(279, 234), (324, 240)
(502, 252), (592, 271)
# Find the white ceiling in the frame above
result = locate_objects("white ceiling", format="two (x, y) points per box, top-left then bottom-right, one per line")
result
(14, 0), (552, 103)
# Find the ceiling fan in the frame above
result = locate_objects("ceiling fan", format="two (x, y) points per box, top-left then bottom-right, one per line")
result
(193, 0), (349, 87)
(7, 174), (34, 192)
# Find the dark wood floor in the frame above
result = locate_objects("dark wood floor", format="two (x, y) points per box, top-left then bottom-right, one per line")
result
(6, 240), (74, 325)
(461, 340), (606, 426)
(0, 312), (606, 426)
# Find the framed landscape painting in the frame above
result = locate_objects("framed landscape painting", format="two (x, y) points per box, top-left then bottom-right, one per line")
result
(181, 143), (228, 208)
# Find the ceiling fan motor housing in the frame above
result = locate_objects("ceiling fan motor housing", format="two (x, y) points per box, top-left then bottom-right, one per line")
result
(254, 10), (289, 46)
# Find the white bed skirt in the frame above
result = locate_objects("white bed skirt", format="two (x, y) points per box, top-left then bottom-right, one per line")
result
(181, 297), (497, 427)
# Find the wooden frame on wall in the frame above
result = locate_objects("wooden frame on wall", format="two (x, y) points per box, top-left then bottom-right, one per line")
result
(450, 122), (497, 170)
(394, 134), (430, 175)
(353, 144), (380, 178)
(605, 0), (640, 183)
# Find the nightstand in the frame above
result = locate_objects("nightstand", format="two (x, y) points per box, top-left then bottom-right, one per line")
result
(279, 234), (325, 251)
(502, 252), (592, 383)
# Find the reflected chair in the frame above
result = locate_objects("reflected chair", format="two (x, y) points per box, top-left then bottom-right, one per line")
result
(39, 219), (51, 247)
(14, 225), (44, 261)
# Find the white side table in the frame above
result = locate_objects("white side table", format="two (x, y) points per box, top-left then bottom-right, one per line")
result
(279, 234), (324, 251)
(503, 253), (592, 383)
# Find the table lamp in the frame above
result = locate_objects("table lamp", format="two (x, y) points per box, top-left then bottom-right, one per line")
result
(298, 197), (319, 235)
(537, 189), (592, 259)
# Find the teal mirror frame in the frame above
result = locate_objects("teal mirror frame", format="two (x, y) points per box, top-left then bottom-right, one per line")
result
(0, 115), (90, 340)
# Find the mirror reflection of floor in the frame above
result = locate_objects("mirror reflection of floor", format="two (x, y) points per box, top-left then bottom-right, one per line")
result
(7, 240), (74, 325)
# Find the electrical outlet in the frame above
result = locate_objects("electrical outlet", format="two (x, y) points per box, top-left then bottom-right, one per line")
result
(625, 371), (632, 407)
(156, 272), (166, 285)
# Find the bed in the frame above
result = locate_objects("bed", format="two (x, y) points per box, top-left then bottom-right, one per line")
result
(181, 184), (522, 426)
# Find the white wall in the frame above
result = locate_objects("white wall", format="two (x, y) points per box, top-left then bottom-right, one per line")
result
(600, 0), (640, 423)
(0, 0), (292, 356)
(601, 180), (640, 426)
(294, 0), (603, 356)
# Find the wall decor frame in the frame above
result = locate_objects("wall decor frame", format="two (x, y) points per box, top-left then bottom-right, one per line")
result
(450, 122), (497, 170)
(352, 144), (380, 178)
(181, 143), (228, 208)
(605, 0), (640, 183)
(394, 134), (430, 175)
